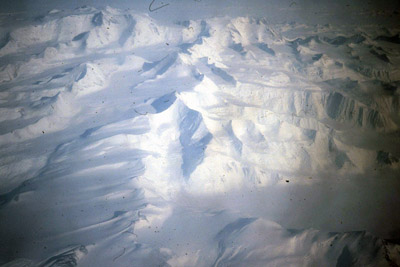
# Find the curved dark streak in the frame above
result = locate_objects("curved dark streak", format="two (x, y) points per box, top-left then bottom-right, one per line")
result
(113, 248), (126, 262)
(134, 109), (148, 115)
(149, 0), (169, 12)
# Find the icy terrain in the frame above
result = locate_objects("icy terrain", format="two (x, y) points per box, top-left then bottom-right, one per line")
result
(0, 4), (400, 266)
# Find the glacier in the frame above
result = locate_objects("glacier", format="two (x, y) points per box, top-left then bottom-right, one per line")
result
(0, 2), (399, 266)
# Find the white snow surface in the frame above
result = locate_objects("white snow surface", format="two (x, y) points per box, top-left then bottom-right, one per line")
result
(0, 5), (400, 267)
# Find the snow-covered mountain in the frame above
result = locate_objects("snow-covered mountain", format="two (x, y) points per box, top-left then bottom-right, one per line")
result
(0, 5), (399, 266)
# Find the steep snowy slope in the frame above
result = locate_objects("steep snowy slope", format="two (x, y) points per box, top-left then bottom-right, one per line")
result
(0, 5), (399, 267)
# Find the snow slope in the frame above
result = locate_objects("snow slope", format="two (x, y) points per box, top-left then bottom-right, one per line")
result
(0, 5), (399, 267)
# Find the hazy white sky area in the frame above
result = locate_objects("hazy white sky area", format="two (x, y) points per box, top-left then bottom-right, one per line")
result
(1, 0), (400, 25)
